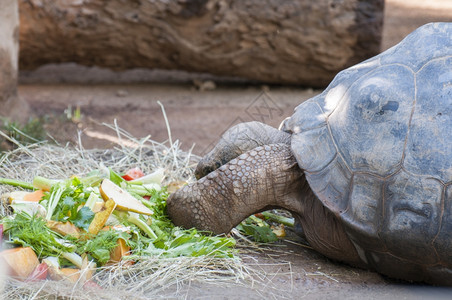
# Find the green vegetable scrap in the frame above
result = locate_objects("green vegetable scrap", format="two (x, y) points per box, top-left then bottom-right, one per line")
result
(144, 229), (236, 258)
(0, 168), (238, 269)
(0, 177), (35, 190)
(115, 188), (237, 259)
(77, 230), (130, 265)
(236, 215), (278, 243)
(2, 211), (73, 257)
(41, 177), (95, 230)
(261, 211), (295, 227)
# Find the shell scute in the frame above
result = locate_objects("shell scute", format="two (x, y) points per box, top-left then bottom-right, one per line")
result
(434, 185), (452, 263)
(404, 56), (452, 183)
(290, 126), (336, 173)
(380, 171), (442, 265)
(305, 156), (351, 213)
(341, 173), (384, 252)
(329, 64), (414, 177)
(380, 23), (452, 72)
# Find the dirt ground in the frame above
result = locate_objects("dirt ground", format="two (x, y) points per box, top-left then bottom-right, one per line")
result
(15, 0), (452, 298)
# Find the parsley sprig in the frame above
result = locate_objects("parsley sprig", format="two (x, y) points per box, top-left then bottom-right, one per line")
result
(41, 177), (95, 230)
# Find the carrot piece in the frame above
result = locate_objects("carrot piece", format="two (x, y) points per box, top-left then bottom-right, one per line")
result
(46, 220), (81, 238)
(0, 247), (40, 279)
(108, 238), (131, 264)
(23, 190), (45, 202)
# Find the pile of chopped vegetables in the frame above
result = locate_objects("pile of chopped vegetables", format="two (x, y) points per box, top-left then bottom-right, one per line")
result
(0, 122), (297, 299)
(0, 166), (236, 283)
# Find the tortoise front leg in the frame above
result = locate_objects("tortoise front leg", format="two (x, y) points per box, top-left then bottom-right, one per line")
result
(195, 121), (291, 179)
(168, 143), (303, 234)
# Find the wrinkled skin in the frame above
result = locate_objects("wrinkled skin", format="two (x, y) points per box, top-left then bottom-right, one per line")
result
(167, 121), (363, 267)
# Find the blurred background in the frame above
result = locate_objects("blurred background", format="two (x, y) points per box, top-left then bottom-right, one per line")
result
(0, 0), (451, 154)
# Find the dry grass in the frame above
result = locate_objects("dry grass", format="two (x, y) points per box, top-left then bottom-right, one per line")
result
(0, 121), (295, 299)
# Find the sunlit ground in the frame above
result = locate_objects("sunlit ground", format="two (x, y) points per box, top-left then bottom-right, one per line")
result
(382, 0), (452, 50)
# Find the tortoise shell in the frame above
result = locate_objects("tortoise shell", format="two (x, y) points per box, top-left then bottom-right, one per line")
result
(282, 22), (452, 279)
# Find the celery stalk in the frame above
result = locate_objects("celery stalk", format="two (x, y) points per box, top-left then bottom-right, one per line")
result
(49, 243), (83, 268)
(33, 172), (106, 191)
(128, 213), (158, 239)
(261, 211), (295, 227)
(61, 251), (83, 268)
(114, 211), (158, 239)
(0, 177), (35, 190)
(126, 183), (161, 196)
(129, 168), (165, 185)
(33, 176), (60, 191)
(85, 192), (100, 211)
(45, 186), (64, 220)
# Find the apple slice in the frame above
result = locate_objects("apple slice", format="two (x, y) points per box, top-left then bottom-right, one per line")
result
(99, 179), (153, 215)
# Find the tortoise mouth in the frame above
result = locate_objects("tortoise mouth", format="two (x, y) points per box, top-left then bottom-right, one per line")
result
(291, 213), (306, 240)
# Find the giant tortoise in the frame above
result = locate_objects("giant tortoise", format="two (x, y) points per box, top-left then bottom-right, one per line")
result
(167, 23), (452, 285)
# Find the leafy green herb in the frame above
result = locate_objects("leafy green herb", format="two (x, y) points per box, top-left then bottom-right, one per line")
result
(156, 229), (236, 258)
(1, 168), (239, 267)
(2, 211), (73, 257)
(109, 168), (125, 186)
(42, 177), (95, 229)
(122, 188), (237, 258)
(237, 215), (278, 243)
(77, 230), (130, 264)
(72, 206), (95, 230)
(148, 188), (169, 218)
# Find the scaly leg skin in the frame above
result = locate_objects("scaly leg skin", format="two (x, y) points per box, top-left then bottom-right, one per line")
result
(167, 143), (303, 234)
(195, 122), (291, 179)
(168, 143), (364, 268)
